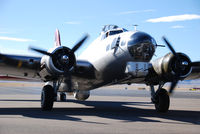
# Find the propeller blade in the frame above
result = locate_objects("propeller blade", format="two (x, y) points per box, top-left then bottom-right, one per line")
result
(169, 79), (179, 94)
(162, 36), (183, 95)
(29, 47), (52, 56)
(162, 36), (179, 58)
(65, 34), (88, 91)
(71, 34), (89, 53)
(191, 61), (200, 67)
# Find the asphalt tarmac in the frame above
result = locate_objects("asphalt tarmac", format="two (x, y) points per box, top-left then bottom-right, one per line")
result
(0, 83), (200, 134)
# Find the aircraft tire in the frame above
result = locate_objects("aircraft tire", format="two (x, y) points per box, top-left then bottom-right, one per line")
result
(41, 85), (54, 111)
(60, 92), (66, 101)
(154, 88), (170, 113)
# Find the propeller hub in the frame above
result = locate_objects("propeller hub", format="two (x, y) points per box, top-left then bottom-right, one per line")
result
(61, 55), (69, 64)
(181, 61), (189, 66)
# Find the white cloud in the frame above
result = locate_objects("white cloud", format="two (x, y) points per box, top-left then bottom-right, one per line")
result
(171, 25), (184, 29)
(119, 9), (155, 15)
(0, 36), (36, 42)
(65, 21), (81, 25)
(146, 14), (200, 23)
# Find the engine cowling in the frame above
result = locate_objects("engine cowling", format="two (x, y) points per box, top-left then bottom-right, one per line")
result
(151, 52), (192, 81)
(39, 46), (76, 81)
(74, 90), (90, 101)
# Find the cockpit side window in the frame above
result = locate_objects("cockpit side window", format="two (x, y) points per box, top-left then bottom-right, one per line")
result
(106, 44), (110, 51)
(111, 38), (117, 49)
(122, 28), (128, 32)
(120, 40), (126, 46)
(106, 32), (109, 37)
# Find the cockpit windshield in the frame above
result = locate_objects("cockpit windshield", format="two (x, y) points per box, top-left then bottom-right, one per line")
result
(101, 25), (128, 39)
(102, 25), (119, 32)
(109, 30), (123, 36)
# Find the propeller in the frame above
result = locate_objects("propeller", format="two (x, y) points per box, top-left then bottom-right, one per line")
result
(30, 34), (88, 56)
(29, 47), (53, 56)
(191, 61), (200, 66)
(162, 36), (200, 94)
(30, 34), (88, 72)
(162, 37), (179, 60)
(162, 37), (179, 94)
(29, 34), (88, 91)
(71, 34), (88, 53)
(29, 34), (88, 68)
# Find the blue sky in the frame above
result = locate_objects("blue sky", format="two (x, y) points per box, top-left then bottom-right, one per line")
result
(0, 0), (200, 61)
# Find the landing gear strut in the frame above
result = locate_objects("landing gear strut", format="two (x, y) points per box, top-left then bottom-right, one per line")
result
(41, 79), (63, 111)
(150, 84), (170, 112)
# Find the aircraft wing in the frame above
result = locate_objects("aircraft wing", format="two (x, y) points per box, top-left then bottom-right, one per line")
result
(72, 60), (96, 79)
(0, 53), (41, 80)
(0, 53), (95, 81)
(184, 62), (200, 80)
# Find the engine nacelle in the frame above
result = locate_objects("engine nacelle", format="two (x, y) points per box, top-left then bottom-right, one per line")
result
(74, 90), (90, 101)
(39, 46), (76, 81)
(151, 52), (192, 81)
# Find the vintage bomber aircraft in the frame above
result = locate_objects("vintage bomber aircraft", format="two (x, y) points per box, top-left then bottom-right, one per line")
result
(0, 25), (200, 112)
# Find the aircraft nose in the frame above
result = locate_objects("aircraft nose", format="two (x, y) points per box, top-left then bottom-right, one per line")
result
(127, 32), (157, 61)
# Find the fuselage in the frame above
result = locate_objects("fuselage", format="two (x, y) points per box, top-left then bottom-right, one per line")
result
(76, 27), (157, 90)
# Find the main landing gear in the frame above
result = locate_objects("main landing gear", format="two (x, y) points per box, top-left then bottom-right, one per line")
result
(41, 80), (65, 111)
(150, 84), (170, 112)
(41, 85), (55, 111)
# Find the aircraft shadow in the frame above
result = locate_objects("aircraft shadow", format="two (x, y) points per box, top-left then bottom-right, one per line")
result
(0, 99), (199, 125)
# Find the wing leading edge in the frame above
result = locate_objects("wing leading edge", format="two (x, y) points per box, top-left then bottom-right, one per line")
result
(0, 53), (96, 81)
(185, 62), (200, 80)
(0, 53), (41, 80)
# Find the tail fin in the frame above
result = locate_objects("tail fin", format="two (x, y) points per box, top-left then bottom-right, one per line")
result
(55, 29), (61, 47)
